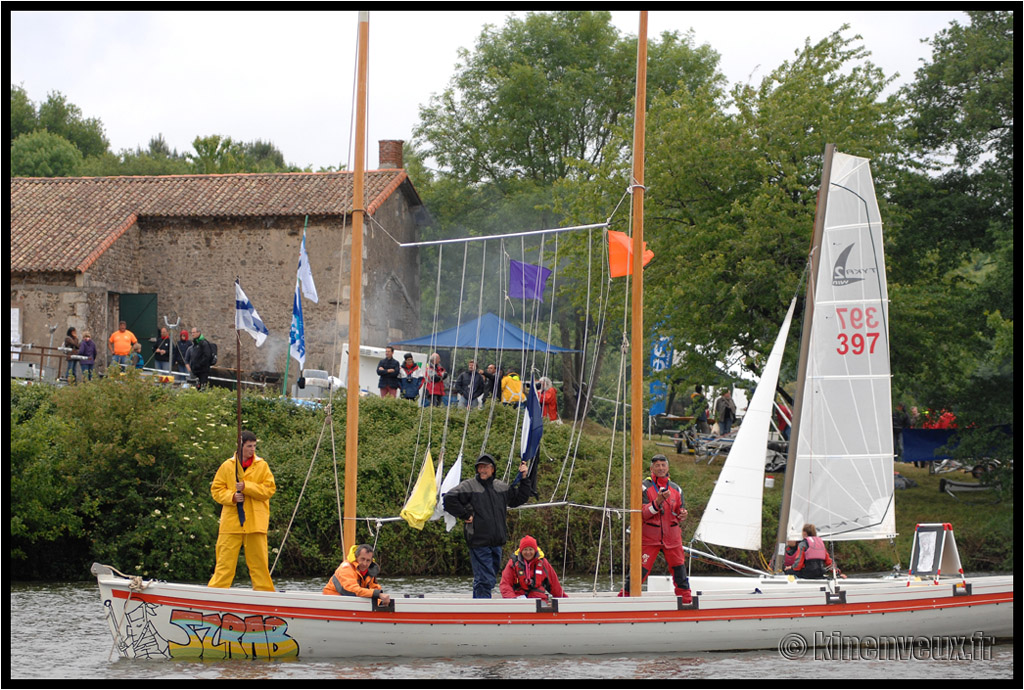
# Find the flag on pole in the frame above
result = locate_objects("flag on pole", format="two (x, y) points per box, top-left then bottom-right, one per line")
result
(289, 281), (306, 368)
(234, 280), (269, 346)
(515, 381), (544, 497)
(297, 229), (318, 303)
(607, 230), (654, 278)
(400, 450), (438, 530)
(509, 260), (552, 301)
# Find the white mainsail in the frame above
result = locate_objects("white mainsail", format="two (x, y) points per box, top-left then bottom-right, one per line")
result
(785, 152), (895, 542)
(694, 297), (797, 550)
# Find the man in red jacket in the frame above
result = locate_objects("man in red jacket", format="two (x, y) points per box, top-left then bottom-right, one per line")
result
(620, 454), (692, 603)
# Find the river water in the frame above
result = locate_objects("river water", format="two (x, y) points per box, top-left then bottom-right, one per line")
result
(10, 576), (1014, 680)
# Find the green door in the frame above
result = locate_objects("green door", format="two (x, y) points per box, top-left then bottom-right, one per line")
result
(119, 293), (158, 365)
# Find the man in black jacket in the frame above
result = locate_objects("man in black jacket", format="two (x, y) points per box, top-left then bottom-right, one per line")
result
(454, 360), (487, 409)
(376, 347), (401, 398)
(442, 454), (532, 598)
(188, 326), (214, 390)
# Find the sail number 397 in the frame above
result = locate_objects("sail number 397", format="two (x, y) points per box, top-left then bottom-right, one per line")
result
(835, 307), (880, 355)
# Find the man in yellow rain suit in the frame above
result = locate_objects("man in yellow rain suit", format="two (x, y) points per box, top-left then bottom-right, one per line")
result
(208, 430), (277, 591)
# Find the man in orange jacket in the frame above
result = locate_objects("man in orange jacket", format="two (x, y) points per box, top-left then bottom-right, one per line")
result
(207, 430), (276, 591)
(323, 544), (391, 607)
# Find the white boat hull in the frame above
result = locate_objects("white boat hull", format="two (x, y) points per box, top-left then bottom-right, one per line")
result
(95, 566), (1012, 659)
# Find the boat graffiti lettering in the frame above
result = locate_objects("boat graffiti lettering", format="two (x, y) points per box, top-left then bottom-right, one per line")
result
(105, 599), (172, 659)
(166, 609), (300, 659)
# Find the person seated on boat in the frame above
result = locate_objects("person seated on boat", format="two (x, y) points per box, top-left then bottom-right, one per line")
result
(782, 540), (799, 574)
(442, 454), (533, 598)
(501, 369), (526, 407)
(790, 524), (839, 579)
(499, 535), (567, 602)
(323, 544), (391, 607)
(619, 454), (692, 604)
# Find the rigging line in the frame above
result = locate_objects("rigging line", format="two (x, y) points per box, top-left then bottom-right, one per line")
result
(331, 406), (344, 556)
(398, 222), (608, 248)
(480, 238), (508, 454)
(561, 229), (614, 503)
(457, 240), (488, 460)
(550, 227), (594, 500)
(503, 235), (530, 482)
(270, 410), (329, 575)
(365, 213), (405, 248)
(542, 232), (559, 380)
(436, 241), (472, 466)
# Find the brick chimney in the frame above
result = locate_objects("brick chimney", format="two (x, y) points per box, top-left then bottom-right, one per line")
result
(378, 140), (404, 169)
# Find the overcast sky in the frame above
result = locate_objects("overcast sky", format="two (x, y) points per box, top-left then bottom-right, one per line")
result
(10, 10), (965, 171)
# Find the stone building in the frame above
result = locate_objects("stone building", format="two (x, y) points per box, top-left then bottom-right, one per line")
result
(10, 140), (425, 380)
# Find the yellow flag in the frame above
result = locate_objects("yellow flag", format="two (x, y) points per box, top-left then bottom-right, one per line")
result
(400, 451), (438, 530)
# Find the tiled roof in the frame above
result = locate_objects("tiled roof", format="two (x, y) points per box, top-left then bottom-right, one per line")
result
(10, 170), (414, 274)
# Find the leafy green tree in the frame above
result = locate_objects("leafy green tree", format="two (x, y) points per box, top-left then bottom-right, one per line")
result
(11, 129), (84, 177)
(10, 84), (38, 144)
(36, 90), (109, 159)
(888, 11), (1013, 476)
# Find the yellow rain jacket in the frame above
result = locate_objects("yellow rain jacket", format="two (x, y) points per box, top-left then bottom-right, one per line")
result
(211, 454), (276, 533)
(501, 374), (525, 404)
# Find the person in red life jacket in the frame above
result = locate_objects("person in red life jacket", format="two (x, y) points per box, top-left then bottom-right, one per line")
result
(323, 544), (391, 607)
(790, 523), (844, 579)
(782, 539), (799, 573)
(619, 454), (692, 603)
(499, 535), (567, 602)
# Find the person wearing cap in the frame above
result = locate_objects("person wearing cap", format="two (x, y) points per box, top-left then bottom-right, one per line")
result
(442, 453), (533, 598)
(620, 453), (692, 603)
(499, 535), (567, 602)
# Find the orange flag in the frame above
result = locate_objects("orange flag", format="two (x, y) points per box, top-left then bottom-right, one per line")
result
(608, 230), (654, 278)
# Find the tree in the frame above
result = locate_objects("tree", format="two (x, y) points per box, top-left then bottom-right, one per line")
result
(10, 85), (38, 144)
(11, 129), (83, 177)
(36, 90), (109, 159)
(888, 11), (1013, 474)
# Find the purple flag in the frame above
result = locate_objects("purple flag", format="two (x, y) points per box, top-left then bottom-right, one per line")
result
(509, 260), (552, 301)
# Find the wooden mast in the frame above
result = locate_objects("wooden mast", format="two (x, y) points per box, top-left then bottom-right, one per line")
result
(628, 10), (648, 598)
(344, 10), (370, 554)
(771, 142), (835, 570)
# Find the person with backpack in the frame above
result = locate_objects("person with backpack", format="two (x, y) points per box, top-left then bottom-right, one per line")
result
(188, 326), (216, 389)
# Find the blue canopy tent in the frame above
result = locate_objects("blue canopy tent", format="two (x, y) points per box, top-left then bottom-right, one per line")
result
(389, 312), (576, 353)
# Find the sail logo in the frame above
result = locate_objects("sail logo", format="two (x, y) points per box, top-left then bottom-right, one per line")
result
(832, 244), (877, 286)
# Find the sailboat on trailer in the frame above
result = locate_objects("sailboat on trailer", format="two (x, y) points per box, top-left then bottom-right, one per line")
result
(94, 14), (1012, 659)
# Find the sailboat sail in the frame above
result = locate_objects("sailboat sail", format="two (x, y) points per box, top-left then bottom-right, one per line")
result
(694, 297), (797, 550)
(786, 152), (895, 542)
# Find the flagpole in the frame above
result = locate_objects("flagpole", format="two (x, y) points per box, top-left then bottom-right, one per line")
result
(235, 282), (245, 527)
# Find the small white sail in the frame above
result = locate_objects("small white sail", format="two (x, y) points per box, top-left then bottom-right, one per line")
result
(435, 452), (463, 532)
(694, 297), (797, 550)
(786, 152), (895, 542)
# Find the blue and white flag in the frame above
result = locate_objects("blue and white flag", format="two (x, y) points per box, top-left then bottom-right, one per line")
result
(289, 281), (306, 368)
(297, 229), (318, 303)
(234, 280), (269, 347)
(521, 380), (544, 463)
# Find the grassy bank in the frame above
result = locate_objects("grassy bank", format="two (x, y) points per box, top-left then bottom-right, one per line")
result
(10, 375), (1013, 583)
